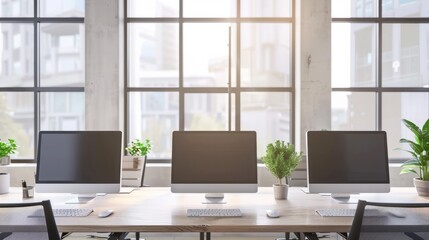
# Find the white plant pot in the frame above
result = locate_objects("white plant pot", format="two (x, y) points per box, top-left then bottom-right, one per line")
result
(414, 178), (429, 197)
(0, 173), (10, 194)
(0, 156), (10, 165)
(273, 184), (288, 200)
(123, 156), (142, 169)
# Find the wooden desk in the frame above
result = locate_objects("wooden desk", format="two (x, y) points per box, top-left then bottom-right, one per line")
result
(0, 187), (427, 234)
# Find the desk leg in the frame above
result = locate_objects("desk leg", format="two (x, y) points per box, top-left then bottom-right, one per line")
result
(206, 232), (211, 240)
(200, 232), (204, 240)
(107, 232), (129, 240)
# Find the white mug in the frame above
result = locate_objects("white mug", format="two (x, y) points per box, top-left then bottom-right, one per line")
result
(0, 173), (10, 194)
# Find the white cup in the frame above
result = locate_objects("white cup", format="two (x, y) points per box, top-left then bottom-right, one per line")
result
(0, 173), (10, 194)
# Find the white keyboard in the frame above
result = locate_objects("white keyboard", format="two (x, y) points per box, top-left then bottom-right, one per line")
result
(187, 208), (242, 217)
(316, 209), (382, 217)
(32, 208), (93, 217)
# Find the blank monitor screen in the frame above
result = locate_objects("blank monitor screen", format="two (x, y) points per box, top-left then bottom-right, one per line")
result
(36, 131), (122, 184)
(171, 131), (257, 185)
(307, 131), (389, 184)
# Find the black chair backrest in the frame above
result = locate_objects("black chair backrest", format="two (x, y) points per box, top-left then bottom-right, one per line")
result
(349, 200), (429, 240)
(0, 200), (60, 240)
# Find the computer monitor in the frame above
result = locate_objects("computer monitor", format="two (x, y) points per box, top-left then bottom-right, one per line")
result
(171, 131), (258, 203)
(36, 131), (122, 204)
(306, 131), (390, 202)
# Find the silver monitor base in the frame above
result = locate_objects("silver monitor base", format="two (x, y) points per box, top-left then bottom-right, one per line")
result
(202, 193), (226, 204)
(66, 194), (96, 204)
(331, 194), (358, 204)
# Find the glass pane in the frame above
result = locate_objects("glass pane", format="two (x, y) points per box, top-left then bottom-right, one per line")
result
(128, 0), (179, 17)
(184, 0), (236, 18)
(382, 0), (429, 17)
(382, 92), (429, 158)
(241, 92), (290, 158)
(382, 24), (429, 87)
(39, 0), (84, 17)
(0, 24), (34, 87)
(128, 23), (179, 87)
(332, 92), (376, 130)
(40, 92), (85, 130)
(0, 0), (33, 17)
(40, 23), (85, 87)
(0, 92), (34, 158)
(241, 23), (291, 87)
(185, 93), (234, 131)
(332, 0), (378, 18)
(332, 23), (377, 88)
(241, 0), (291, 17)
(128, 92), (179, 159)
(183, 23), (236, 87)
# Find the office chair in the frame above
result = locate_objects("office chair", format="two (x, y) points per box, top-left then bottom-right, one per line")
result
(0, 200), (61, 240)
(348, 200), (429, 240)
(300, 200), (429, 240)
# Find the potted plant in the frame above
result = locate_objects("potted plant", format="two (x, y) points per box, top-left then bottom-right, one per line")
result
(0, 139), (17, 165)
(262, 140), (302, 200)
(125, 139), (152, 168)
(399, 118), (429, 197)
(124, 139), (152, 187)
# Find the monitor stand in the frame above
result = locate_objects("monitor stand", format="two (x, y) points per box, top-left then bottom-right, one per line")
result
(202, 193), (226, 204)
(330, 194), (358, 204)
(66, 194), (96, 204)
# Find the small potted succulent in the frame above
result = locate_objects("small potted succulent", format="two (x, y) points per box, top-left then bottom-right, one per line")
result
(125, 139), (152, 168)
(0, 139), (17, 165)
(398, 118), (429, 196)
(124, 139), (152, 187)
(262, 140), (302, 200)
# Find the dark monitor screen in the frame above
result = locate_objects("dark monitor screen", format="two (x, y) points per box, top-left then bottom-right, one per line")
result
(307, 131), (389, 184)
(171, 131), (257, 184)
(36, 131), (122, 184)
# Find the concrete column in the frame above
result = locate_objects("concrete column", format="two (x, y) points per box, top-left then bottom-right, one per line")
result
(85, 0), (124, 131)
(297, 0), (332, 151)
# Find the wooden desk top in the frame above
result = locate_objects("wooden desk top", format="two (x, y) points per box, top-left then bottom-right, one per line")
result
(0, 187), (427, 233)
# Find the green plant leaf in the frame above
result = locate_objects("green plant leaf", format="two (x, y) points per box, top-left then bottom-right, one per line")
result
(402, 119), (422, 138)
(400, 118), (429, 180)
(261, 140), (302, 183)
(400, 168), (418, 175)
(400, 138), (423, 154)
(395, 148), (418, 159)
(422, 118), (429, 136)
(125, 139), (152, 156)
(401, 159), (421, 168)
(0, 138), (18, 158)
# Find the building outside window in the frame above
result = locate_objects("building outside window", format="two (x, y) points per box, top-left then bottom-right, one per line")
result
(332, 0), (429, 161)
(0, 0), (85, 160)
(126, 0), (295, 160)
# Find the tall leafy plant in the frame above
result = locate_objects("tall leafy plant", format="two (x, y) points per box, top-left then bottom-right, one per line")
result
(0, 139), (17, 158)
(399, 119), (429, 181)
(262, 140), (302, 185)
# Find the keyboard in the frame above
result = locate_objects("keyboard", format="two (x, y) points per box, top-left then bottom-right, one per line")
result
(187, 208), (242, 217)
(316, 209), (382, 217)
(31, 208), (93, 217)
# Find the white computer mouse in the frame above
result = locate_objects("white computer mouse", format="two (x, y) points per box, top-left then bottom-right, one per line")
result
(98, 209), (114, 218)
(266, 209), (280, 218)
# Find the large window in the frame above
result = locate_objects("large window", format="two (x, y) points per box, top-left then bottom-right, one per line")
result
(126, 0), (295, 160)
(0, 0), (85, 161)
(332, 0), (429, 161)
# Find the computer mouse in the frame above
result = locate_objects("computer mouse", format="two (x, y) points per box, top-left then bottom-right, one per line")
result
(98, 209), (114, 218)
(266, 209), (280, 218)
